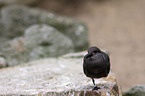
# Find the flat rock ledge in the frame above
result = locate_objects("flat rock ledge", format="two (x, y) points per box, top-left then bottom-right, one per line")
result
(0, 52), (120, 96)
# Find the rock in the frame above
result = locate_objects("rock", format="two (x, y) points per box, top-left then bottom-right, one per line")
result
(1, 24), (74, 66)
(0, 5), (89, 67)
(24, 24), (74, 60)
(0, 0), (41, 6)
(1, 5), (89, 51)
(0, 37), (28, 66)
(123, 85), (145, 96)
(0, 52), (120, 96)
(0, 57), (7, 68)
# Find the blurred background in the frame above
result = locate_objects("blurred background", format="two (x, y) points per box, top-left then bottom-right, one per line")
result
(35, 0), (145, 91)
(1, 0), (145, 92)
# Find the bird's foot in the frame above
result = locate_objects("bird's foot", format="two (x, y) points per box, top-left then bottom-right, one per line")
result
(92, 85), (101, 90)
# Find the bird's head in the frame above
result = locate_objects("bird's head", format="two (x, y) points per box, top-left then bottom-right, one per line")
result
(88, 46), (101, 54)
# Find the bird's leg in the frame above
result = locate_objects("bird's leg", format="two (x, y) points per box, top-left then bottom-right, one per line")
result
(91, 78), (95, 86)
(91, 78), (100, 90)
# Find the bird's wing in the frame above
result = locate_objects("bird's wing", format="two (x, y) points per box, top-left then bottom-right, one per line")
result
(101, 52), (110, 62)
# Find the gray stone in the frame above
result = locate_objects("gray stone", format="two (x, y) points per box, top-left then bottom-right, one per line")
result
(0, 52), (119, 96)
(24, 24), (74, 60)
(123, 85), (145, 96)
(1, 5), (89, 51)
(0, 5), (89, 67)
(0, 57), (7, 68)
(0, 19), (6, 46)
(0, 24), (74, 66)
(0, 0), (41, 6)
(0, 37), (28, 66)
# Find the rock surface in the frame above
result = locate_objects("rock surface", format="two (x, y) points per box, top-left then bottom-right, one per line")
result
(0, 0), (41, 5)
(0, 5), (88, 51)
(0, 5), (89, 67)
(1, 24), (74, 66)
(0, 52), (119, 96)
(123, 85), (145, 96)
(24, 24), (74, 57)
(0, 57), (7, 68)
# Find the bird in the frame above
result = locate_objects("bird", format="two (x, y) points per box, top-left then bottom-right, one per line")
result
(83, 46), (110, 90)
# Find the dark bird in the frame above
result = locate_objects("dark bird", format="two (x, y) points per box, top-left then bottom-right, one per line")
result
(83, 46), (110, 90)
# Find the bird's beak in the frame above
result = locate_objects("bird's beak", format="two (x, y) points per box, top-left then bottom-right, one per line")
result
(85, 53), (93, 58)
